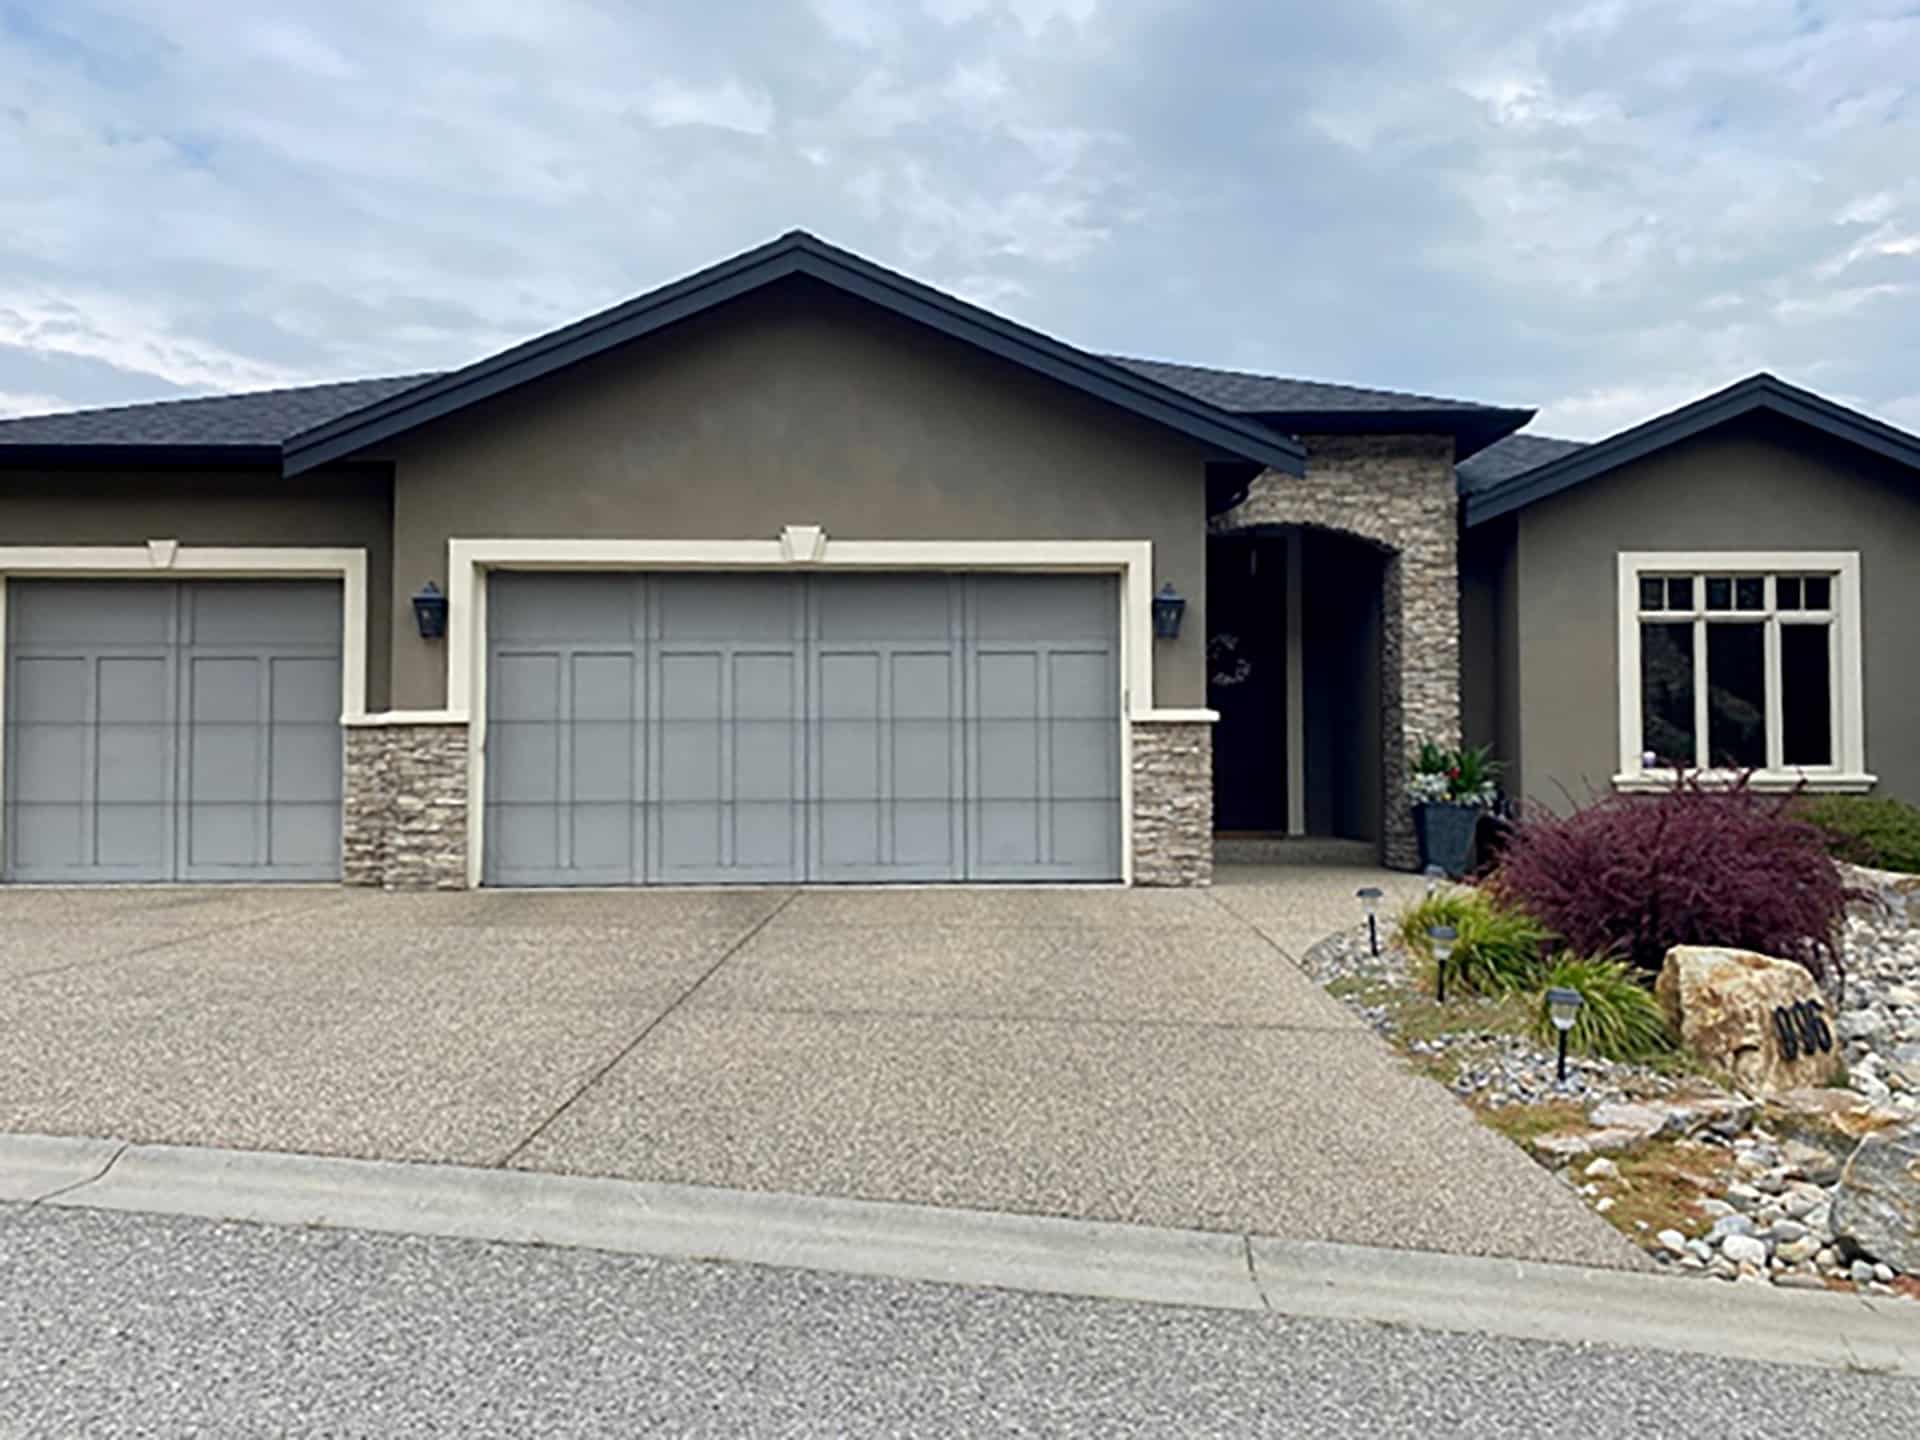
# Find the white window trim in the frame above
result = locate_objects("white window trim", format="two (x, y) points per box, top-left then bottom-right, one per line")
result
(1614, 550), (1872, 793)
(445, 534), (1204, 889)
(0, 545), (370, 846)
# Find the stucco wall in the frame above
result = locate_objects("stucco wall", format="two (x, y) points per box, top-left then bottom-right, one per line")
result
(382, 281), (1214, 711)
(1509, 415), (1920, 809)
(0, 467), (394, 710)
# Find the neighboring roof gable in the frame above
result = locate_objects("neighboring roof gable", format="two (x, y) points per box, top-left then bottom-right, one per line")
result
(1106, 355), (1533, 461)
(0, 374), (437, 462)
(1465, 373), (1920, 526)
(280, 231), (1307, 478)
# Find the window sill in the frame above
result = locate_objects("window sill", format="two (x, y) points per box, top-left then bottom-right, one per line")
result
(1612, 771), (1877, 795)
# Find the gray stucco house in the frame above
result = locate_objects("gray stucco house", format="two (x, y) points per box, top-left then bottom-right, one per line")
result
(1, 231), (1914, 889)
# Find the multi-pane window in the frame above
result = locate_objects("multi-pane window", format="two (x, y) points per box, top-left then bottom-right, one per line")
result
(1628, 563), (1849, 775)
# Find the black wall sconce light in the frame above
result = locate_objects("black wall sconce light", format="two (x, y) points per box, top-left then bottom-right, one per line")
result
(411, 581), (449, 640)
(1151, 583), (1187, 640)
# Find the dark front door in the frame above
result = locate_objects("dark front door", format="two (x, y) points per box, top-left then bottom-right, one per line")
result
(1207, 536), (1289, 832)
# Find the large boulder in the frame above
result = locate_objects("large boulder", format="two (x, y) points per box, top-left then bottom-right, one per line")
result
(1831, 1123), (1920, 1274)
(1655, 946), (1844, 1096)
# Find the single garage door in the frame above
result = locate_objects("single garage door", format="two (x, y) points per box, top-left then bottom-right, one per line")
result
(3, 580), (344, 882)
(484, 572), (1122, 885)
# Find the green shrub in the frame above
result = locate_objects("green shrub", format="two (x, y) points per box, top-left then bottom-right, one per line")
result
(1795, 794), (1920, 875)
(1398, 890), (1555, 997)
(1531, 953), (1676, 1064)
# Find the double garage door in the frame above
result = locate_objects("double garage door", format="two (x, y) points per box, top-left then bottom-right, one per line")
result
(3, 580), (344, 883)
(484, 572), (1122, 885)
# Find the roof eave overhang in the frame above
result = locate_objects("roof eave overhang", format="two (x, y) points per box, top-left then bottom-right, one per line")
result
(282, 236), (1307, 479)
(0, 443), (282, 469)
(1463, 377), (1920, 528)
(1254, 407), (1533, 463)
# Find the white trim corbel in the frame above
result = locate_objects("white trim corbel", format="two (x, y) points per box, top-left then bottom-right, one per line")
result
(779, 524), (828, 564)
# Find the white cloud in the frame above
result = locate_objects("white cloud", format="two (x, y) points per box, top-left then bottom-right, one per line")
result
(1533, 380), (1730, 440)
(244, 20), (355, 79)
(0, 389), (67, 419)
(0, 0), (1915, 441)
(639, 78), (776, 136)
(0, 290), (305, 393)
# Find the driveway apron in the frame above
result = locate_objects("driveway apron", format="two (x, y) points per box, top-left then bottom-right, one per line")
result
(0, 873), (1639, 1268)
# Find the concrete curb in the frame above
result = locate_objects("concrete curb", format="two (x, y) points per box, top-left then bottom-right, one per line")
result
(0, 1133), (123, 1203)
(2, 1132), (1913, 1377)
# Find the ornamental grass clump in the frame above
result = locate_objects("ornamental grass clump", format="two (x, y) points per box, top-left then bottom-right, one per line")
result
(1398, 889), (1555, 997)
(1530, 954), (1676, 1065)
(1489, 776), (1849, 985)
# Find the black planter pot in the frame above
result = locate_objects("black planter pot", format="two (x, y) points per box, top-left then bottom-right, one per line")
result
(1413, 802), (1484, 878)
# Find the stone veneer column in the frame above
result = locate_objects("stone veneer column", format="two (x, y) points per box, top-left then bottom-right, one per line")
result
(1214, 435), (1460, 870)
(341, 722), (471, 890)
(1131, 719), (1214, 886)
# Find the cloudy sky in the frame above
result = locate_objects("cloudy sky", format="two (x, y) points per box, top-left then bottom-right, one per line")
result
(1, 0), (1917, 438)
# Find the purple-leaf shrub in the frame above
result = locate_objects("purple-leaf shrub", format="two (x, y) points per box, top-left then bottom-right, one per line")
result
(1489, 776), (1850, 985)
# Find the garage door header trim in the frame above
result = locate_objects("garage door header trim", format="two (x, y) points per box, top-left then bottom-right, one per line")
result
(0, 546), (369, 722)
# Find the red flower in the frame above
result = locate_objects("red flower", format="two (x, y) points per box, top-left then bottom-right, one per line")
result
(1447, 767), (1460, 779)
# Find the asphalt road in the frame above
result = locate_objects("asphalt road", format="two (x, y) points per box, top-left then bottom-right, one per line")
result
(1, 1203), (1910, 1438)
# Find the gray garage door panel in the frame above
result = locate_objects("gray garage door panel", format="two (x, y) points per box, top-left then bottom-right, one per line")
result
(967, 575), (1122, 882)
(4, 580), (344, 883)
(483, 571), (1120, 886)
(484, 574), (644, 886)
(652, 576), (805, 884)
(810, 575), (966, 882)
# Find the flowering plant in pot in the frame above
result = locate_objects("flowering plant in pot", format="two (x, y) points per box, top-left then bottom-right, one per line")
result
(1409, 741), (1502, 877)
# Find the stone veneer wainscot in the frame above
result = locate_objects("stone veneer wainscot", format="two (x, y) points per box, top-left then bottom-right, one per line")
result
(1131, 719), (1214, 886)
(342, 722), (470, 890)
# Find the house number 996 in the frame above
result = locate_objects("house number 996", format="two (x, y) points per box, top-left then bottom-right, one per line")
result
(1772, 1000), (1833, 1062)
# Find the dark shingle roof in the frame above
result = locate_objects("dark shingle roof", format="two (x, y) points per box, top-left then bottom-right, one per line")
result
(1455, 432), (1588, 496)
(1105, 356), (1532, 461)
(1104, 356), (1512, 416)
(0, 374), (439, 452)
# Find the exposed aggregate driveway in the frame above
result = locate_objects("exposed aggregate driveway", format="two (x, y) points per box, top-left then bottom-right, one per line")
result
(0, 869), (1640, 1268)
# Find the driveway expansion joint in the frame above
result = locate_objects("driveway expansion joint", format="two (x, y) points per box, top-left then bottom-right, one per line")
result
(8, 895), (350, 986)
(496, 889), (800, 1167)
(1242, 1234), (1271, 1311)
(30, 1139), (130, 1207)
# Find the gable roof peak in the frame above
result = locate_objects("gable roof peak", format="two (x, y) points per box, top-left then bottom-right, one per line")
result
(1465, 371), (1920, 525)
(280, 230), (1307, 478)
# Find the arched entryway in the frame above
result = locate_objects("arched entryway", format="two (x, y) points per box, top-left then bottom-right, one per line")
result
(1208, 526), (1389, 857)
(1209, 439), (1463, 870)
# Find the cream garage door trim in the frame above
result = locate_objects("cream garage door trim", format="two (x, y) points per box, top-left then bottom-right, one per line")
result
(446, 535), (1162, 887)
(0, 546), (370, 833)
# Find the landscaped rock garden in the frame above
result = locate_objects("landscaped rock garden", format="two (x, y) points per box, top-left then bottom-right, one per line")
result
(1303, 777), (1920, 1300)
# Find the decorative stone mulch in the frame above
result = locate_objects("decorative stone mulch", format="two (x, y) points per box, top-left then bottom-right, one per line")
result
(1299, 865), (1918, 1298)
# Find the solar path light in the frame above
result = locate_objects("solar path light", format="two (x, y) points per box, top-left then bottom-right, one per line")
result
(1545, 987), (1586, 1085)
(1428, 924), (1458, 1004)
(1356, 886), (1384, 957)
